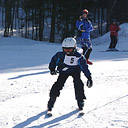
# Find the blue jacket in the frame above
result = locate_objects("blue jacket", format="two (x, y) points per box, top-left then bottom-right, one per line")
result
(76, 18), (93, 39)
(49, 50), (91, 79)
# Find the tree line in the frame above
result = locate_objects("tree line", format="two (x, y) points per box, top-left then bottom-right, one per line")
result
(0, 0), (128, 42)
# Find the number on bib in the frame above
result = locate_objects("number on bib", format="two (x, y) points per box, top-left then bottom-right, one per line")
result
(70, 58), (74, 64)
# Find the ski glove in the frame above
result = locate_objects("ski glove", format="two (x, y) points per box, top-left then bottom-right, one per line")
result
(50, 70), (58, 75)
(87, 77), (93, 88)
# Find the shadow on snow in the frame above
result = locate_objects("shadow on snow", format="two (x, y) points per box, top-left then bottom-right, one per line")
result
(8, 71), (49, 80)
(13, 110), (79, 128)
(12, 94), (128, 128)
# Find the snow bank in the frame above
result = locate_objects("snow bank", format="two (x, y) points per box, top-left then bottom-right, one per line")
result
(92, 23), (128, 47)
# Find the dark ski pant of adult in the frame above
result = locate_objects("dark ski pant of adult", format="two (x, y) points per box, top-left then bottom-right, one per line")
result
(109, 36), (118, 49)
(48, 72), (86, 111)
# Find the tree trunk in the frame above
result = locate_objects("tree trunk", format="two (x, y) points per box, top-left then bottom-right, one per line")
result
(100, 7), (103, 36)
(2, 1), (4, 26)
(49, 0), (56, 43)
(11, 0), (15, 35)
(4, 0), (11, 37)
(25, 10), (28, 38)
(39, 8), (43, 41)
(32, 9), (34, 40)
(98, 7), (100, 34)
(94, 7), (96, 23)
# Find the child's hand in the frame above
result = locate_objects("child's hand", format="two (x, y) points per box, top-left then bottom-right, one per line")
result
(50, 70), (58, 75)
(79, 16), (82, 21)
(87, 78), (93, 88)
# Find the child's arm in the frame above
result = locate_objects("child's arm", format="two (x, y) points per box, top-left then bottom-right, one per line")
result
(118, 26), (121, 31)
(78, 56), (91, 79)
(49, 53), (59, 73)
(78, 56), (93, 88)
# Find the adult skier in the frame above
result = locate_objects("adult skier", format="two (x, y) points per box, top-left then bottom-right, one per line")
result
(47, 37), (93, 116)
(76, 9), (93, 65)
(108, 19), (121, 50)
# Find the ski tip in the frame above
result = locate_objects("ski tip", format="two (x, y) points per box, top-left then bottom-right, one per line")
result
(78, 110), (84, 117)
(47, 113), (52, 117)
(79, 112), (84, 116)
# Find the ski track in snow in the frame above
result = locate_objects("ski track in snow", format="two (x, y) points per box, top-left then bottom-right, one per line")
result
(0, 24), (128, 128)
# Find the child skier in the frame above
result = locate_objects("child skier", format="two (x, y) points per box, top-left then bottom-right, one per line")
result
(47, 37), (93, 116)
(108, 19), (121, 50)
(76, 9), (93, 65)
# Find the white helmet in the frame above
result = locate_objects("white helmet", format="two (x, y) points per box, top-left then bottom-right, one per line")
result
(62, 37), (77, 48)
(62, 37), (77, 55)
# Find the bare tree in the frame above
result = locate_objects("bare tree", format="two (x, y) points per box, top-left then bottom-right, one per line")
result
(49, 0), (56, 42)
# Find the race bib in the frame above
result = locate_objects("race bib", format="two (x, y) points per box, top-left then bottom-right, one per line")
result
(64, 55), (79, 66)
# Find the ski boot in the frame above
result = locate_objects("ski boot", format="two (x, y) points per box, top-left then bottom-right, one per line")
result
(87, 59), (93, 65)
(77, 100), (84, 110)
(77, 100), (85, 116)
(47, 96), (57, 116)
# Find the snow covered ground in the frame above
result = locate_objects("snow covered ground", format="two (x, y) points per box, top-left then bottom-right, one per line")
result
(0, 23), (128, 128)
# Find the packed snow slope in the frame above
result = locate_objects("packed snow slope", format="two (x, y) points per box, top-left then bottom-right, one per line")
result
(0, 23), (128, 128)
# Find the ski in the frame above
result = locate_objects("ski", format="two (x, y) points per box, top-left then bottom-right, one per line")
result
(45, 109), (85, 118)
(106, 49), (119, 52)
(100, 50), (128, 52)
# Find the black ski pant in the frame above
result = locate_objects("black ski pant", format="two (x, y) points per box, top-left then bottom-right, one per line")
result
(82, 46), (92, 60)
(49, 72), (86, 100)
(109, 36), (117, 49)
